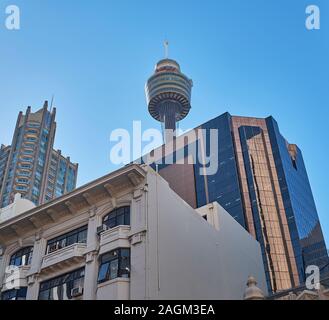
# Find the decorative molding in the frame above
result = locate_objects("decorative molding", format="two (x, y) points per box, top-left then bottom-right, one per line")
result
(29, 216), (43, 229)
(129, 231), (146, 245)
(88, 205), (97, 218)
(46, 209), (57, 222)
(35, 230), (43, 241)
(103, 183), (117, 208)
(65, 201), (76, 215)
(27, 274), (38, 285)
(83, 193), (95, 207)
(11, 224), (25, 237)
(133, 189), (143, 199)
(85, 250), (99, 264)
(128, 172), (141, 186)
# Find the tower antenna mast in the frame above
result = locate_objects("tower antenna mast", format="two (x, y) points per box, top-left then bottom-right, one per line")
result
(164, 40), (169, 59)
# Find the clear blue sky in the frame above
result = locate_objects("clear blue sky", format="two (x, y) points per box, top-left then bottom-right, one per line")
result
(0, 0), (328, 245)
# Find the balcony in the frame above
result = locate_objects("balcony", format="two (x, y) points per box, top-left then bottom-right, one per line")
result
(97, 278), (130, 300)
(99, 225), (131, 255)
(2, 265), (30, 290)
(41, 243), (87, 274)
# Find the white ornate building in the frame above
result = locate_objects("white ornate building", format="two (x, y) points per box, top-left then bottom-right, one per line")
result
(0, 164), (267, 300)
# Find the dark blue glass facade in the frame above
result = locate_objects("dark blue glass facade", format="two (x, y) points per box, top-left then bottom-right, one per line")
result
(197, 113), (246, 228)
(266, 117), (329, 280)
(147, 113), (245, 228)
(145, 111), (328, 291)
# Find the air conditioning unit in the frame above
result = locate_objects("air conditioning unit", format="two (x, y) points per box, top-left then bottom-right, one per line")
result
(71, 286), (84, 298)
(97, 224), (107, 235)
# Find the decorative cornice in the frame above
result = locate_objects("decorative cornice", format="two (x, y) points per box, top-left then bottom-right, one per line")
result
(0, 164), (147, 243)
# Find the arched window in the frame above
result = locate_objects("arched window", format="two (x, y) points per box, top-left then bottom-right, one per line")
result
(10, 247), (33, 267)
(103, 206), (130, 229)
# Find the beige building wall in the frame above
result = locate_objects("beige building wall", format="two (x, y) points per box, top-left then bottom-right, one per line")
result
(0, 165), (266, 300)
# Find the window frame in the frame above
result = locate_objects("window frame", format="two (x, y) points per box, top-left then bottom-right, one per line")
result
(1, 287), (27, 300)
(97, 248), (130, 284)
(103, 206), (130, 230)
(9, 247), (34, 267)
(46, 225), (88, 254)
(38, 268), (85, 300)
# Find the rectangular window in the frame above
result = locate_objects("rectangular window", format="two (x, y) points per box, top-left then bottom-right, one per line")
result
(25, 137), (37, 142)
(1, 288), (27, 300)
(24, 143), (35, 149)
(38, 268), (84, 300)
(26, 129), (38, 134)
(18, 170), (31, 177)
(19, 163), (32, 169)
(21, 156), (33, 162)
(22, 149), (34, 154)
(16, 185), (28, 191)
(17, 178), (29, 184)
(27, 122), (40, 128)
(98, 248), (130, 283)
(46, 226), (88, 254)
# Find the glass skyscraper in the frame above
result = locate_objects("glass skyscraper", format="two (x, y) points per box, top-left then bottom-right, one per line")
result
(0, 101), (78, 208)
(142, 112), (329, 293)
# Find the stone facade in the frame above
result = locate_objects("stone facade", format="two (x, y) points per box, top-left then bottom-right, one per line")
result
(0, 164), (266, 300)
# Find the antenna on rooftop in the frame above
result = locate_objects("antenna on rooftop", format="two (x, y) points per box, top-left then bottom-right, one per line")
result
(164, 40), (169, 59)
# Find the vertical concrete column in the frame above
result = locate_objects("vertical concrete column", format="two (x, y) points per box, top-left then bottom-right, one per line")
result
(26, 236), (47, 300)
(129, 187), (148, 299)
(83, 206), (99, 300)
(26, 274), (40, 300)
(86, 206), (99, 251)
(0, 248), (6, 289)
(83, 251), (99, 300)
(29, 236), (47, 274)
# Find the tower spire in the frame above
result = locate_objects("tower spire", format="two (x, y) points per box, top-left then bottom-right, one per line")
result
(164, 40), (169, 59)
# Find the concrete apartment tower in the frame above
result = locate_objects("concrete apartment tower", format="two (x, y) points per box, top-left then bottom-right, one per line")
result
(0, 101), (78, 208)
